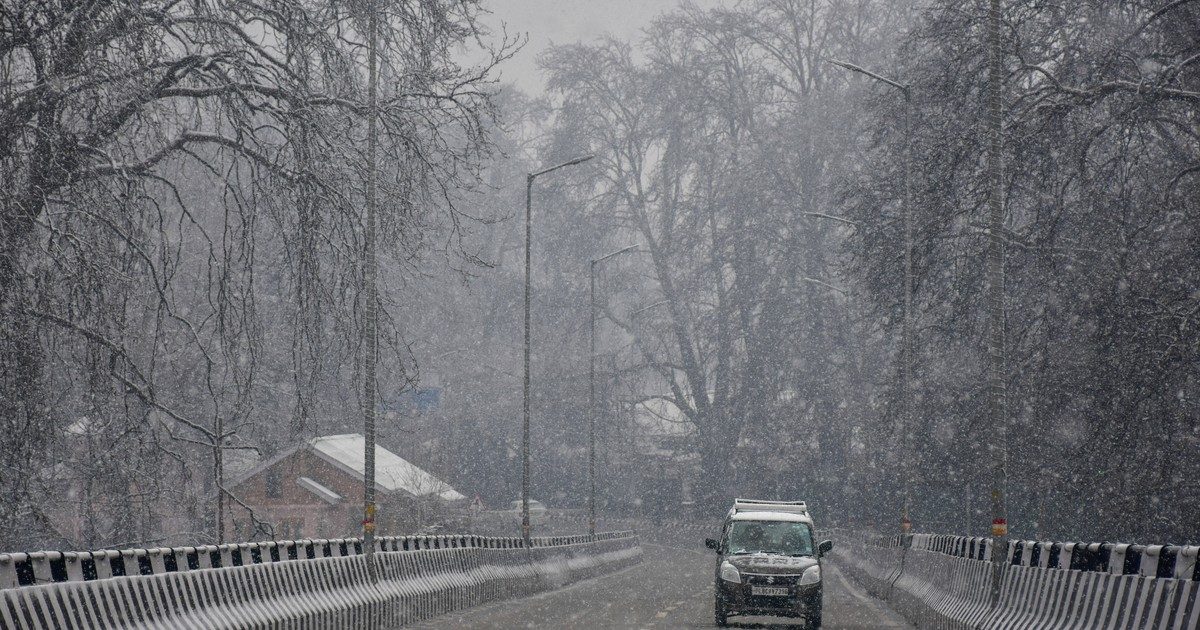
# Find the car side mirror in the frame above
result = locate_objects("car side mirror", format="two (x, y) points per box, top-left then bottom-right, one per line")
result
(818, 540), (834, 557)
(705, 538), (720, 552)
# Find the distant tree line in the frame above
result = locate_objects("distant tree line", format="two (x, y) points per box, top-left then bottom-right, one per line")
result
(534, 0), (906, 523)
(518, 0), (1198, 543)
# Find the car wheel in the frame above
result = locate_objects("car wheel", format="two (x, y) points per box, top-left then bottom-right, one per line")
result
(805, 597), (823, 629)
(714, 594), (729, 627)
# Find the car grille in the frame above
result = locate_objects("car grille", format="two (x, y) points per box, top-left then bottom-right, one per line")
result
(742, 573), (802, 586)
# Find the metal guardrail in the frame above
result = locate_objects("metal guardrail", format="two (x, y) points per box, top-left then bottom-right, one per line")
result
(828, 528), (1200, 628)
(0, 531), (641, 629)
(829, 529), (1200, 580)
(0, 531), (633, 589)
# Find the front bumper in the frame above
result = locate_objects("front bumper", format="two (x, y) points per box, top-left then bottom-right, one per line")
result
(716, 575), (820, 617)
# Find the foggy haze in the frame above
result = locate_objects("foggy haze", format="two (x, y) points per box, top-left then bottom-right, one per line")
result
(484, 0), (734, 94)
(2, 1), (1197, 620)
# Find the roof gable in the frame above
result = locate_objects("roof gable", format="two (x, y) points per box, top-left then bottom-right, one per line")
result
(224, 443), (303, 490)
(308, 434), (465, 501)
(224, 434), (464, 502)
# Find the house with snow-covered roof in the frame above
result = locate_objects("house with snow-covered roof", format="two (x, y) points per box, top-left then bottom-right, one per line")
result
(225, 433), (464, 540)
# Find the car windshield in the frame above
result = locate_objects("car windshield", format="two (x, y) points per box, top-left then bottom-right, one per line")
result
(726, 520), (814, 556)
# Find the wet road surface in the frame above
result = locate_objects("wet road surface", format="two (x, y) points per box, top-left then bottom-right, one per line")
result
(408, 543), (911, 629)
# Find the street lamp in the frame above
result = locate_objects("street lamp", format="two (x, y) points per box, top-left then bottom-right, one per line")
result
(827, 58), (914, 533)
(589, 244), (639, 536)
(523, 154), (595, 547)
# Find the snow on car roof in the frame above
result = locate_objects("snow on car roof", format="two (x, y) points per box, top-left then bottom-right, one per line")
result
(730, 510), (813, 525)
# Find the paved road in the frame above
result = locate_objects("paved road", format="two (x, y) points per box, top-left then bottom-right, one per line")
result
(410, 543), (911, 629)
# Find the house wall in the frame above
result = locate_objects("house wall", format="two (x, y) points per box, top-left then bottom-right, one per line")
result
(226, 449), (416, 540)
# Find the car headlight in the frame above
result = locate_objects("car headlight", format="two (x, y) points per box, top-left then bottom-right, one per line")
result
(799, 564), (821, 585)
(720, 561), (741, 583)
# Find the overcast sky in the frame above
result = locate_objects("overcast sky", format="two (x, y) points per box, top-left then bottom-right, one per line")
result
(481, 0), (731, 96)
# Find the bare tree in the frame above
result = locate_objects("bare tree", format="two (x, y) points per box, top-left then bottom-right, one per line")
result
(0, 0), (513, 549)
(541, 0), (898, 511)
(843, 0), (1200, 542)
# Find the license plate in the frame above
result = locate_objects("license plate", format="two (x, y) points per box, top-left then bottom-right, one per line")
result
(751, 586), (789, 597)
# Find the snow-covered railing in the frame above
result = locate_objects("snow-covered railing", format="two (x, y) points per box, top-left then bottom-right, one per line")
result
(0, 531), (633, 589)
(0, 531), (641, 629)
(831, 529), (1200, 579)
(828, 528), (1200, 628)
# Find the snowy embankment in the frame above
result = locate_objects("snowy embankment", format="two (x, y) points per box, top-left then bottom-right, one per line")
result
(0, 531), (641, 629)
(829, 529), (1200, 628)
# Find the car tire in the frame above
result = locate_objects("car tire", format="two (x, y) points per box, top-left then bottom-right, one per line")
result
(714, 594), (729, 627)
(805, 596), (823, 629)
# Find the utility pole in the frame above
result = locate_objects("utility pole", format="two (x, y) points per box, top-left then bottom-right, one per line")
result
(985, 0), (1009, 595)
(362, 0), (380, 582)
(523, 175), (532, 548)
(523, 154), (594, 547)
(215, 426), (224, 543)
(827, 59), (914, 533)
(589, 245), (638, 537)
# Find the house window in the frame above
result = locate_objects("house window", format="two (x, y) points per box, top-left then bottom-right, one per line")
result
(266, 468), (281, 498)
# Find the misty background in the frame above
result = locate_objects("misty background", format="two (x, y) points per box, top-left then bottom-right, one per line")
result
(1, 0), (1197, 553)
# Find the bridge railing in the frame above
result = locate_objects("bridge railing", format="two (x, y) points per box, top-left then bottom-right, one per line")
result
(827, 528), (1200, 628)
(0, 531), (641, 629)
(0, 530), (637, 590)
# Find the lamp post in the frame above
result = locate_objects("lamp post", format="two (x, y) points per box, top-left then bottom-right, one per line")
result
(827, 58), (914, 533)
(523, 154), (594, 547)
(984, 0), (1009, 582)
(362, 0), (380, 582)
(589, 244), (639, 536)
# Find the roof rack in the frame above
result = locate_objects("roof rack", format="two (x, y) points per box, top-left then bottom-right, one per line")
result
(731, 498), (808, 515)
